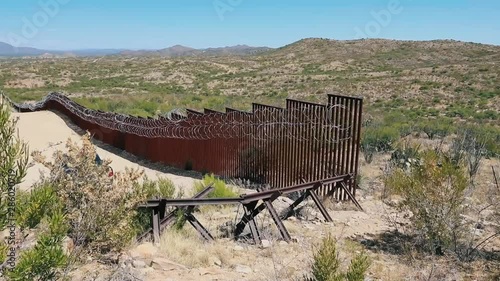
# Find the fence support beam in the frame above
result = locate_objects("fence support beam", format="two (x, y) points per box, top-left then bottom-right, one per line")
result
(138, 185), (214, 243)
(239, 201), (259, 244)
(263, 198), (291, 242)
(280, 182), (341, 222)
(185, 206), (214, 241)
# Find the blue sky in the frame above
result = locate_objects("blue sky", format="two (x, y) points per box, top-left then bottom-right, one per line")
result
(1, 0), (499, 50)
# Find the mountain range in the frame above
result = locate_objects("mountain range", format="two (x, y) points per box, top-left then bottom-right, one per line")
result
(0, 41), (272, 58)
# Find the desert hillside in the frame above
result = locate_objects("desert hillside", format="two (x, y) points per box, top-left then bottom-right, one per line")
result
(1, 38), (498, 123)
(1, 38), (499, 280)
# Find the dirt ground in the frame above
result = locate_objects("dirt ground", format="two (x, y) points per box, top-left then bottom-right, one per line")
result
(12, 109), (500, 281)
(12, 110), (197, 191)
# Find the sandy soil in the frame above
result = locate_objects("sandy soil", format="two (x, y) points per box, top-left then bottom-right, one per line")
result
(12, 110), (197, 191)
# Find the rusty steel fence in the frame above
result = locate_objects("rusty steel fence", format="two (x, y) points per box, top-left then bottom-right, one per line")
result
(1, 92), (363, 200)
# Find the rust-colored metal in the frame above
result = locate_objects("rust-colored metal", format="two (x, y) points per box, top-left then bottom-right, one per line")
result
(3, 92), (363, 201)
(141, 175), (350, 243)
(137, 184), (214, 242)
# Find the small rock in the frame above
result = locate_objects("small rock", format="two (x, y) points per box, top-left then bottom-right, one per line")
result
(233, 245), (244, 251)
(20, 232), (37, 250)
(118, 253), (133, 266)
(218, 221), (236, 238)
(150, 258), (187, 271)
(288, 216), (298, 222)
(209, 256), (222, 266)
(472, 229), (484, 236)
(199, 267), (224, 276)
(284, 266), (296, 276)
(309, 211), (319, 218)
(130, 242), (158, 259)
(235, 264), (252, 274)
(304, 224), (316, 230)
(261, 239), (272, 249)
(132, 260), (147, 268)
(279, 241), (288, 246)
(279, 197), (294, 205)
(62, 236), (74, 256)
(140, 267), (154, 274)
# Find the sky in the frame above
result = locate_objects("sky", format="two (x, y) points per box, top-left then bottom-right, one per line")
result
(0, 0), (499, 50)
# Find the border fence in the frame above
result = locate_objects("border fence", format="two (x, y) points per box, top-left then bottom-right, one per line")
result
(1, 92), (363, 200)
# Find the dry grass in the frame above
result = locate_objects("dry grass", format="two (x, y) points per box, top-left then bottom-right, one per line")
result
(158, 228), (233, 268)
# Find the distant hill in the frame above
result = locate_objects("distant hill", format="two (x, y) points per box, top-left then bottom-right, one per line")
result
(0, 41), (272, 58)
(258, 37), (500, 68)
(0, 42), (47, 57)
(0, 42), (128, 57)
(201, 45), (273, 56)
(121, 45), (197, 56)
(3, 38), (498, 60)
(70, 49), (126, 56)
(120, 44), (273, 57)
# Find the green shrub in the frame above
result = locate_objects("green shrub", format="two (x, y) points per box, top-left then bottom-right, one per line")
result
(8, 206), (69, 280)
(8, 234), (67, 281)
(43, 204), (69, 239)
(0, 241), (7, 264)
(311, 234), (341, 281)
(31, 133), (149, 259)
(0, 98), (29, 230)
(450, 128), (487, 182)
(344, 253), (371, 281)
(140, 176), (176, 199)
(389, 141), (421, 170)
(134, 176), (177, 235)
(384, 150), (468, 255)
(462, 124), (500, 158)
(417, 118), (454, 139)
(194, 174), (237, 198)
(173, 208), (187, 231)
(361, 124), (399, 163)
(362, 125), (399, 152)
(0, 103), (68, 280)
(310, 234), (370, 281)
(157, 178), (176, 199)
(16, 182), (60, 230)
(394, 122), (413, 137)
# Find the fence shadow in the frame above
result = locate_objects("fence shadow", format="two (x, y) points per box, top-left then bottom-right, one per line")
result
(355, 230), (414, 255)
(353, 229), (500, 263)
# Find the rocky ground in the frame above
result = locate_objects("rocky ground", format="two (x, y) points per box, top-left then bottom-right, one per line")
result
(6, 109), (500, 281)
(65, 153), (500, 281)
